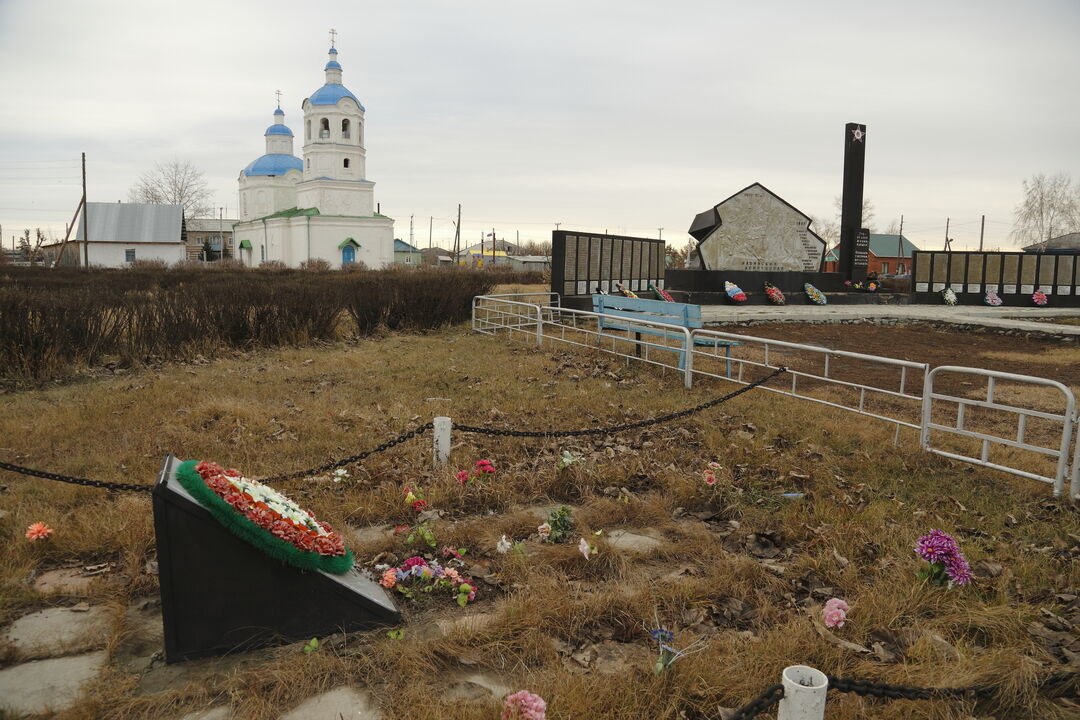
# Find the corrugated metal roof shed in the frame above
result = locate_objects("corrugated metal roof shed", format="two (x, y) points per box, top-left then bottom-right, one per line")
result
(76, 203), (183, 244)
(1023, 232), (1080, 253)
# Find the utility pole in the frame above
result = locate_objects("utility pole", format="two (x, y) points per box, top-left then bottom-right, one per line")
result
(81, 152), (88, 268)
(409, 214), (414, 248)
(658, 228), (663, 241)
(554, 222), (561, 232)
(491, 227), (496, 266)
(428, 216), (432, 250)
(896, 215), (904, 273)
(453, 203), (461, 264)
(979, 214), (985, 252)
(943, 217), (951, 252)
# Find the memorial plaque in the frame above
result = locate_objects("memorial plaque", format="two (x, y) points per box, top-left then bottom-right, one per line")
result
(932, 282), (945, 291)
(916, 282), (929, 292)
(986, 284), (999, 292)
(838, 122), (867, 279)
(966, 255), (984, 283)
(1020, 284), (1035, 294)
(914, 256), (931, 283)
(1059, 287), (1072, 295)
(1039, 259), (1056, 287)
(853, 228), (870, 268)
(966, 284), (980, 293)
(950, 283), (963, 292)
(1056, 256), (1074, 287)
(985, 255), (1002, 283)
(691, 183), (826, 272)
(1003, 255), (1019, 285)
(932, 255), (948, 284)
(152, 456), (400, 663)
(1004, 284), (1017, 294)
(1019, 255), (1037, 286)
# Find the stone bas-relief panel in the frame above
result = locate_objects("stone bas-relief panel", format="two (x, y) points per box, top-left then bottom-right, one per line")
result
(696, 184), (824, 272)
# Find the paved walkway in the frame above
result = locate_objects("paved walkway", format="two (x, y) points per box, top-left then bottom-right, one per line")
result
(700, 304), (1080, 337)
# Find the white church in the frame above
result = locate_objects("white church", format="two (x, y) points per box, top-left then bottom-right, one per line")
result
(233, 43), (395, 268)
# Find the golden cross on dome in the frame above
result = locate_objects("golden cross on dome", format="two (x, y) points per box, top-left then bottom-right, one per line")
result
(275, 89), (282, 107)
(329, 28), (337, 47)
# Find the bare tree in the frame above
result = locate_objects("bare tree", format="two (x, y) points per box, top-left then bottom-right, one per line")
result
(128, 160), (214, 218)
(809, 215), (839, 245)
(832, 195), (876, 232)
(1011, 172), (1080, 246)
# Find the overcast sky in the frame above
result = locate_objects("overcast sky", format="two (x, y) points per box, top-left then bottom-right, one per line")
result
(1, 0), (1078, 252)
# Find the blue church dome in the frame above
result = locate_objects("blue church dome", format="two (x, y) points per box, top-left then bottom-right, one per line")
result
(265, 124), (294, 136)
(273, 107), (284, 116)
(324, 60), (342, 70)
(242, 153), (303, 176)
(308, 83), (365, 109)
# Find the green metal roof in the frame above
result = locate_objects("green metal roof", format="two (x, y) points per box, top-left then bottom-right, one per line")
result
(869, 233), (918, 258)
(338, 237), (360, 249)
(239, 239), (252, 250)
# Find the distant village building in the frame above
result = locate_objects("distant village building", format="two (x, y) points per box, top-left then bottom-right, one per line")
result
(41, 202), (185, 267)
(186, 217), (238, 261)
(420, 247), (454, 266)
(823, 233), (918, 275)
(393, 239), (422, 265)
(1023, 232), (1080, 254)
(232, 44), (394, 269)
(508, 255), (550, 271)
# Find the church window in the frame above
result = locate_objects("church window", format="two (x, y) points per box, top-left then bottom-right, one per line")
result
(343, 158), (350, 169)
(320, 118), (330, 138)
(342, 119), (350, 139)
(306, 120), (310, 140)
(306, 158), (310, 170)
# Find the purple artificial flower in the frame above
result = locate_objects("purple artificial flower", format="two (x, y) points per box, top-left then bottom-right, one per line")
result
(944, 554), (973, 585)
(915, 529), (959, 564)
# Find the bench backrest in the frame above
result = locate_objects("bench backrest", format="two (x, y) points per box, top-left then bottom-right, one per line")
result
(592, 294), (703, 329)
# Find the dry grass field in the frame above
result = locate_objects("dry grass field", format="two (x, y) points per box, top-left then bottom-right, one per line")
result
(0, 315), (1078, 719)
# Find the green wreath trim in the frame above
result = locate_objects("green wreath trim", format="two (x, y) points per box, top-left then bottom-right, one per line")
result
(174, 459), (354, 574)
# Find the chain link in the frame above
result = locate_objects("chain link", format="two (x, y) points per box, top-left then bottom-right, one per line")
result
(723, 684), (785, 720)
(452, 367), (787, 439)
(826, 675), (994, 701)
(258, 421), (434, 484)
(0, 460), (154, 493)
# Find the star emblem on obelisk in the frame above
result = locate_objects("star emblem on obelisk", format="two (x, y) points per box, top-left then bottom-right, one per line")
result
(852, 127), (865, 142)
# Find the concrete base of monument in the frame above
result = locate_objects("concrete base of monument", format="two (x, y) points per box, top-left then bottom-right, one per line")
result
(151, 455), (401, 663)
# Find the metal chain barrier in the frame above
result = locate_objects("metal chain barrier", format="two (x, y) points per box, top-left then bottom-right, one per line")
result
(0, 422), (435, 492)
(258, 421), (434, 484)
(0, 460), (154, 493)
(452, 366), (788, 439)
(723, 683), (784, 720)
(825, 675), (994, 701)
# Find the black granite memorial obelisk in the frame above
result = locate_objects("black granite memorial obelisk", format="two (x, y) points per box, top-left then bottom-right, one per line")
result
(838, 123), (869, 281)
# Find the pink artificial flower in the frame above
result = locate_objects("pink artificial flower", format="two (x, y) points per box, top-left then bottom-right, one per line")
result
(578, 537), (593, 560)
(823, 597), (849, 628)
(703, 470), (716, 485)
(455, 470), (470, 484)
(708, 461), (722, 469)
(25, 522), (53, 541)
(379, 568), (397, 588)
(502, 690), (547, 720)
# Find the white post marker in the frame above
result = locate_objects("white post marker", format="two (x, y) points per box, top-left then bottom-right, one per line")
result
(777, 665), (828, 720)
(433, 416), (452, 466)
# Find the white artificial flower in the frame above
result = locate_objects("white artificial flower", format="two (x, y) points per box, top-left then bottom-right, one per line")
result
(496, 535), (512, 554)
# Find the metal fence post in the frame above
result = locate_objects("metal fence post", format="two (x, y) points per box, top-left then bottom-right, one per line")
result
(536, 304), (544, 347)
(777, 665), (828, 720)
(683, 329), (693, 389)
(433, 416), (452, 466)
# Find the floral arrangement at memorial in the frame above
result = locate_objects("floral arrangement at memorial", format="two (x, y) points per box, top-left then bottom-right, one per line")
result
(455, 459), (496, 485)
(616, 282), (638, 298)
(25, 522), (53, 541)
(942, 288), (958, 306)
(377, 555), (477, 607)
(1033, 289), (1048, 306)
(724, 281), (747, 303)
(763, 282), (785, 305)
(822, 597), (850, 628)
(915, 529), (972, 587)
(649, 282), (675, 302)
(175, 460), (353, 574)
(403, 484), (429, 512)
(502, 690), (547, 720)
(803, 283), (827, 305)
(984, 290), (1003, 306)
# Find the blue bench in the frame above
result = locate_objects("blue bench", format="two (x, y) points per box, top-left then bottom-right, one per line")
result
(591, 294), (740, 376)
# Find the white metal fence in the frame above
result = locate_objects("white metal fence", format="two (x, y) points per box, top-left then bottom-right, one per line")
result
(921, 366), (1078, 497)
(471, 294), (1080, 499)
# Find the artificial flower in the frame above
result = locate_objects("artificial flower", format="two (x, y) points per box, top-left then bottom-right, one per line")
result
(915, 529), (972, 587)
(578, 537), (594, 560)
(822, 598), (850, 628)
(25, 522), (53, 541)
(455, 470), (470, 484)
(502, 691), (547, 720)
(537, 522), (552, 540)
(332, 468), (349, 482)
(1033, 290), (1048, 306)
(496, 535), (512, 554)
(703, 470), (716, 485)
